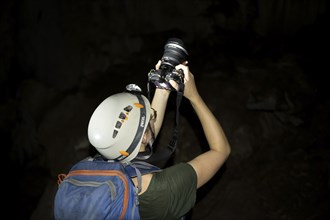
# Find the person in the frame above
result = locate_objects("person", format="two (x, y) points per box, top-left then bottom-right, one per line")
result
(87, 60), (231, 220)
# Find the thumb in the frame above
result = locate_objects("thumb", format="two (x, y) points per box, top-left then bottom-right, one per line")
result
(169, 80), (179, 91)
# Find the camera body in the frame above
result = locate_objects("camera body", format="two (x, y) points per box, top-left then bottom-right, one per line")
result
(148, 38), (188, 91)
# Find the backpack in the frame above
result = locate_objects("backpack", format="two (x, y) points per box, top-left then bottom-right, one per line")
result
(54, 155), (161, 220)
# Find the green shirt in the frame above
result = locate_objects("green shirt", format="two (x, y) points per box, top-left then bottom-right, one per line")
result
(138, 163), (197, 220)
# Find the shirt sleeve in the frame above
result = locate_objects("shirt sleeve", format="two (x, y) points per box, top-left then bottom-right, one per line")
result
(139, 163), (197, 220)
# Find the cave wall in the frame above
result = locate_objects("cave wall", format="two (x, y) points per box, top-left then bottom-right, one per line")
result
(0, 0), (329, 219)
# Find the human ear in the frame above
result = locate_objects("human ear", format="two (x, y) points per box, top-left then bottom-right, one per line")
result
(141, 132), (148, 145)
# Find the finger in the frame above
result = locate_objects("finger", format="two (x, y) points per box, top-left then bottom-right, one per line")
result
(175, 64), (186, 70)
(155, 60), (161, 69)
(175, 64), (189, 74)
(169, 80), (179, 91)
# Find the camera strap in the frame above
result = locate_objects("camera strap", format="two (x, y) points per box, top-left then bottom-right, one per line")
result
(145, 83), (184, 163)
(167, 85), (184, 153)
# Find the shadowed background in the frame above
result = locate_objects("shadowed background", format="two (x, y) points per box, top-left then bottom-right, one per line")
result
(1, 0), (329, 219)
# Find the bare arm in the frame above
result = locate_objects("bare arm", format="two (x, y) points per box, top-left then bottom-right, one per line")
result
(151, 88), (170, 137)
(175, 64), (231, 189)
(150, 61), (171, 138)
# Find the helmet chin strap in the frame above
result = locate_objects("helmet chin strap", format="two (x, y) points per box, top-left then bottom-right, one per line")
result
(134, 124), (155, 161)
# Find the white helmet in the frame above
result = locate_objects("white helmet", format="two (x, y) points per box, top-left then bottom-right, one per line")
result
(88, 87), (151, 162)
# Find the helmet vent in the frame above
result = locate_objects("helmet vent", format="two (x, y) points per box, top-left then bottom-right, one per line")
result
(119, 112), (127, 120)
(124, 105), (133, 112)
(112, 130), (118, 138)
(112, 105), (133, 139)
(115, 121), (122, 129)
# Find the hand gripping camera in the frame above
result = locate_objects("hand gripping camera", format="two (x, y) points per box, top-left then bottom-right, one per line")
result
(148, 38), (189, 91)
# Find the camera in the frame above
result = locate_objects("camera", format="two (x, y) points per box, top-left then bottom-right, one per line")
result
(148, 38), (189, 91)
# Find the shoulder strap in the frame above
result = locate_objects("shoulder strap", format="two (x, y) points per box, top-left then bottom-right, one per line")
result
(122, 161), (161, 194)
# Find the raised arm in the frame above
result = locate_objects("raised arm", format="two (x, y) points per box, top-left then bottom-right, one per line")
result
(149, 61), (171, 138)
(175, 64), (231, 189)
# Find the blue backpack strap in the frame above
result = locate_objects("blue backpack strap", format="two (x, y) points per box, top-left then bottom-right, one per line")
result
(123, 161), (161, 195)
(124, 161), (161, 178)
(132, 164), (142, 194)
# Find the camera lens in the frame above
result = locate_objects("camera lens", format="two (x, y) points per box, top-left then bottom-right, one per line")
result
(161, 38), (188, 69)
(148, 38), (188, 91)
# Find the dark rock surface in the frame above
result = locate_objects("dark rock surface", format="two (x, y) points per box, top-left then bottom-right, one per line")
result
(1, 1), (329, 219)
